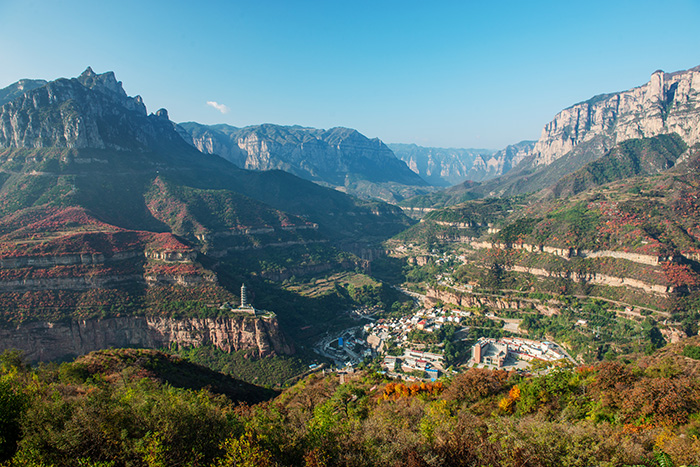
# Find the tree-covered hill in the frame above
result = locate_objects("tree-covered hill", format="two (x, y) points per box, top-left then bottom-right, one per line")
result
(4, 340), (700, 466)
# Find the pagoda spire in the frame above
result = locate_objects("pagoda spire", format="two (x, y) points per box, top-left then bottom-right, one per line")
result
(241, 283), (249, 308)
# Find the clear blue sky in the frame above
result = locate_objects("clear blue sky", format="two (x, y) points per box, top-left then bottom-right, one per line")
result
(1, 0), (699, 149)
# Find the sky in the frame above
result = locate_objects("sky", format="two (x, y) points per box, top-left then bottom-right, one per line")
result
(1, 0), (699, 149)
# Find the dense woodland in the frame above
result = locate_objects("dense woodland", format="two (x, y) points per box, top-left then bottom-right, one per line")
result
(2, 342), (700, 466)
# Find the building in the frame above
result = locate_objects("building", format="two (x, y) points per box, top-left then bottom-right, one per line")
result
(220, 283), (266, 316)
(472, 338), (508, 368)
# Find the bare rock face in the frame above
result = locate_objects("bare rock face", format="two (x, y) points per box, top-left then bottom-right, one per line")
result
(180, 123), (425, 185)
(0, 315), (294, 362)
(0, 67), (184, 152)
(177, 122), (431, 202)
(531, 66), (700, 167)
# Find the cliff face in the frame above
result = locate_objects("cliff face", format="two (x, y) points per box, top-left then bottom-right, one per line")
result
(532, 66), (700, 167)
(387, 143), (487, 186)
(388, 142), (536, 186)
(0, 79), (48, 107)
(0, 67), (188, 153)
(178, 122), (431, 203)
(0, 315), (294, 362)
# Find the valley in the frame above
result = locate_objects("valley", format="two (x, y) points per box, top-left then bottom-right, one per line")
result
(1, 63), (700, 466)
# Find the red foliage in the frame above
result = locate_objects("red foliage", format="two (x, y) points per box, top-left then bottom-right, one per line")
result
(382, 381), (444, 400)
(145, 263), (200, 276)
(661, 261), (700, 288)
(147, 233), (192, 252)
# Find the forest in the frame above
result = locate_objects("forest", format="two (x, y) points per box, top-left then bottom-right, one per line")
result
(3, 339), (700, 467)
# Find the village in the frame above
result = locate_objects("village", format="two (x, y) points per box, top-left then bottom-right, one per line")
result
(313, 300), (575, 381)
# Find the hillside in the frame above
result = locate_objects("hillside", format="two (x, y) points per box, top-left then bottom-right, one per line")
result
(178, 122), (433, 203)
(0, 68), (416, 365)
(4, 342), (700, 465)
(394, 137), (700, 325)
(402, 65), (700, 207)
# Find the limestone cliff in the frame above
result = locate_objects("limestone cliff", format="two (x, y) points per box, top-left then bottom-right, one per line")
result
(177, 122), (431, 203)
(0, 315), (294, 362)
(388, 142), (536, 186)
(0, 67), (184, 152)
(531, 66), (700, 167)
(0, 78), (48, 107)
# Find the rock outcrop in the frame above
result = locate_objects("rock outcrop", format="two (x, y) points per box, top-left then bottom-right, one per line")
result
(388, 142), (536, 186)
(0, 78), (48, 107)
(0, 67), (183, 152)
(177, 122), (430, 203)
(0, 315), (294, 362)
(531, 66), (700, 167)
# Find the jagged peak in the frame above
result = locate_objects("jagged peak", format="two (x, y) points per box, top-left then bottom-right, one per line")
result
(77, 67), (127, 98)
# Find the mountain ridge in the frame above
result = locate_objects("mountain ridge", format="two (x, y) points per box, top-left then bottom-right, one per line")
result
(178, 121), (434, 203)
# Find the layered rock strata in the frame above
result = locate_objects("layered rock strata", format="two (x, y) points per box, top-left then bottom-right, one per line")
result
(0, 315), (294, 362)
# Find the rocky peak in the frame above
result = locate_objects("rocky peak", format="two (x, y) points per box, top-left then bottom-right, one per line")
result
(73, 67), (147, 115)
(0, 68), (176, 150)
(530, 65), (700, 167)
(77, 66), (127, 97)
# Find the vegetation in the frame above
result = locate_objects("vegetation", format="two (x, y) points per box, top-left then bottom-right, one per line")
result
(4, 343), (700, 466)
(173, 346), (314, 388)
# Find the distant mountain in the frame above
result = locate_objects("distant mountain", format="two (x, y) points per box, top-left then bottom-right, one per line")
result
(177, 122), (433, 203)
(387, 143), (489, 186)
(388, 142), (535, 187)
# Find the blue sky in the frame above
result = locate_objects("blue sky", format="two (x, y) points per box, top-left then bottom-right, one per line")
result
(1, 0), (699, 149)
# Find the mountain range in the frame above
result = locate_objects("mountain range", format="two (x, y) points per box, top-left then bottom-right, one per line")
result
(2, 63), (700, 366)
(178, 122), (433, 203)
(388, 142), (535, 186)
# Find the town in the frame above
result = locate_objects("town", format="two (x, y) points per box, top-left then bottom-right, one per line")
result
(314, 300), (574, 381)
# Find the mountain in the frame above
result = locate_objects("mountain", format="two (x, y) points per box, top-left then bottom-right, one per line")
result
(177, 122), (433, 203)
(487, 65), (700, 197)
(402, 65), (700, 206)
(388, 142), (535, 187)
(387, 143), (490, 186)
(0, 68), (413, 359)
(395, 66), (700, 314)
(543, 133), (687, 199)
(531, 66), (700, 167)
(398, 138), (700, 319)
(0, 78), (47, 107)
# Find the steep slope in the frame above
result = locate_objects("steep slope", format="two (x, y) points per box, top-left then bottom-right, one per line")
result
(389, 142), (534, 186)
(0, 78), (48, 106)
(544, 133), (687, 199)
(0, 68), (412, 244)
(401, 65), (700, 206)
(0, 68), (413, 362)
(178, 122), (432, 203)
(532, 66), (700, 167)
